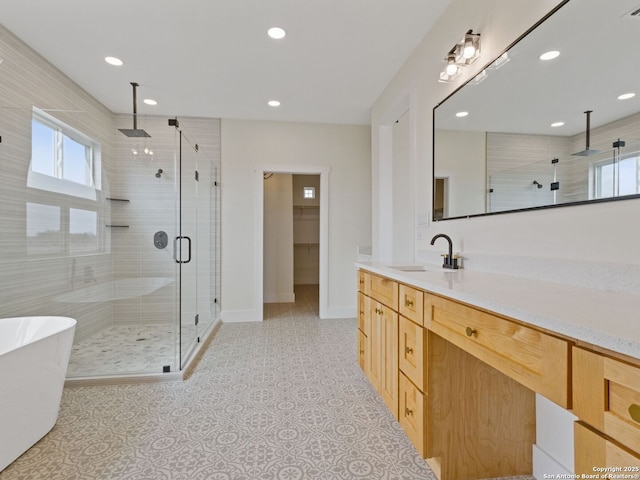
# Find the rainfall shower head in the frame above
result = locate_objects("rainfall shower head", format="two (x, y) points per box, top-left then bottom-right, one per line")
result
(119, 82), (151, 138)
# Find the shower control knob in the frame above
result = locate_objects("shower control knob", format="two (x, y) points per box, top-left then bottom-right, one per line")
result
(154, 231), (168, 249)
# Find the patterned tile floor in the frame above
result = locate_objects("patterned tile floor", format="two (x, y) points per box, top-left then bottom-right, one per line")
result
(0, 285), (535, 480)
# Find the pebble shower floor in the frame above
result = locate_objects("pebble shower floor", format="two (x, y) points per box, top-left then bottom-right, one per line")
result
(0, 285), (535, 480)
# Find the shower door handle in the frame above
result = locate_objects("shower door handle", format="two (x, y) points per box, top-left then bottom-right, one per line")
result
(174, 236), (192, 263)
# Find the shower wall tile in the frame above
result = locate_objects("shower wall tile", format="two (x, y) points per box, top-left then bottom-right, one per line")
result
(0, 25), (114, 339)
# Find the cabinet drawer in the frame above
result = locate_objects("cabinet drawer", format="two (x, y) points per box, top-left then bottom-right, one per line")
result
(426, 295), (570, 408)
(358, 270), (369, 294)
(399, 284), (424, 326)
(357, 292), (369, 335)
(573, 347), (640, 454)
(399, 315), (426, 391)
(575, 421), (640, 473)
(369, 274), (398, 310)
(399, 371), (426, 457)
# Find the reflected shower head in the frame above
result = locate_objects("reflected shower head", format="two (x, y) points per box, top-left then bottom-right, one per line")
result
(118, 82), (151, 138)
(572, 110), (600, 156)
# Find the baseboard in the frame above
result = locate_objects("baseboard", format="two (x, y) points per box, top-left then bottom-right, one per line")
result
(321, 306), (357, 319)
(263, 292), (296, 303)
(533, 444), (573, 479)
(220, 309), (260, 322)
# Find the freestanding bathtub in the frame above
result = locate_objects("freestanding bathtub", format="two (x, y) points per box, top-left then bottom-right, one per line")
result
(0, 316), (76, 472)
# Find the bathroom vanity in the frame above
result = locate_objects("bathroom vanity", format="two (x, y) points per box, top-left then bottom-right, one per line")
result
(356, 263), (640, 480)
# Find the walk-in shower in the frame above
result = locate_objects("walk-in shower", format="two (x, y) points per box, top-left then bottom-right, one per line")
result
(0, 104), (221, 378)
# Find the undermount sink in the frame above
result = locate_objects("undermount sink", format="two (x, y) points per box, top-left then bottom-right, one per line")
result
(389, 265), (428, 272)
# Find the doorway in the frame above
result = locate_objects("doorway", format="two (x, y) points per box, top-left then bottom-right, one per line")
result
(263, 174), (320, 319)
(255, 166), (329, 321)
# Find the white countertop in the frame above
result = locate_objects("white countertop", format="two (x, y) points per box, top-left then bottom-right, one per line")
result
(356, 262), (640, 360)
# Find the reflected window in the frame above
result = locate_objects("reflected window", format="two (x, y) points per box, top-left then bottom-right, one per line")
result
(26, 203), (62, 254)
(69, 209), (98, 253)
(592, 155), (640, 199)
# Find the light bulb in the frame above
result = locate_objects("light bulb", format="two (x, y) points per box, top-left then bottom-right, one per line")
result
(463, 42), (476, 59)
(446, 62), (458, 76)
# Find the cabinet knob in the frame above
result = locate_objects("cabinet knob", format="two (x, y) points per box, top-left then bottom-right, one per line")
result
(405, 346), (413, 355)
(405, 407), (413, 417)
(405, 298), (414, 307)
(465, 327), (477, 337)
(360, 350), (365, 354)
(630, 403), (640, 424)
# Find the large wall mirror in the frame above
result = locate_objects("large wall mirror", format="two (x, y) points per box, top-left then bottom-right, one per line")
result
(433, 0), (640, 220)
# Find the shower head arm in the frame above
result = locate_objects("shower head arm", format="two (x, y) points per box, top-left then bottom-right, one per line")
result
(131, 82), (139, 130)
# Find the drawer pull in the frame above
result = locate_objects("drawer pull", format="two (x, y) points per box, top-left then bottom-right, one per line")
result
(360, 349), (365, 354)
(405, 407), (413, 417)
(405, 346), (413, 355)
(465, 327), (477, 337)
(405, 298), (414, 307)
(630, 403), (640, 423)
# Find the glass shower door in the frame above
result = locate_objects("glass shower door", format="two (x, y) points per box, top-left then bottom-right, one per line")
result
(178, 129), (200, 367)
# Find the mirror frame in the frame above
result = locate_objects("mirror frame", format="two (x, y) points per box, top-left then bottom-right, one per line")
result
(432, 0), (640, 221)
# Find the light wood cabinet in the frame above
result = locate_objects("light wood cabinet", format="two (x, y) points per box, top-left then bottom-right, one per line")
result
(358, 272), (584, 480)
(358, 271), (399, 419)
(399, 284), (423, 326)
(399, 371), (426, 457)
(399, 314), (426, 392)
(575, 421), (640, 472)
(426, 294), (570, 408)
(573, 347), (640, 470)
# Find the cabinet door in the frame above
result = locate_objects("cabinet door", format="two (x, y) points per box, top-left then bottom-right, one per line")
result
(575, 421), (640, 473)
(380, 304), (398, 419)
(367, 300), (382, 391)
(399, 315), (426, 392)
(357, 292), (369, 336)
(358, 330), (368, 372)
(399, 371), (426, 457)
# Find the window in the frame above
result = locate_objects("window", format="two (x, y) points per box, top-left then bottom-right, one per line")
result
(591, 154), (640, 199)
(29, 107), (101, 199)
(303, 186), (315, 199)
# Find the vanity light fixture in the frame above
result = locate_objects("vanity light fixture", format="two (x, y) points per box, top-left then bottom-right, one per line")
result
(618, 93), (635, 100)
(438, 30), (481, 83)
(267, 27), (286, 39)
(539, 50), (560, 61)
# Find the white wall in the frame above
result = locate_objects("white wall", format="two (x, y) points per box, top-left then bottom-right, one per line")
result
(263, 174), (295, 303)
(434, 130), (486, 217)
(221, 119), (371, 321)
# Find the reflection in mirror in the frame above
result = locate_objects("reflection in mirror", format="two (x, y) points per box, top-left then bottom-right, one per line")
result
(433, 0), (640, 220)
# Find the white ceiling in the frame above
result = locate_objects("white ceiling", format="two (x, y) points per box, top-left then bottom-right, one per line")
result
(0, 0), (451, 125)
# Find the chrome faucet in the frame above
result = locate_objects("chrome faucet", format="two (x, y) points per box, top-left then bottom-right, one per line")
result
(430, 233), (459, 269)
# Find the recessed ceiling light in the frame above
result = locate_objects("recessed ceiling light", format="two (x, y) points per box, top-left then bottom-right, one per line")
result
(551, 122), (564, 127)
(105, 56), (123, 66)
(268, 100), (281, 107)
(143, 99), (157, 106)
(618, 93), (635, 100)
(539, 50), (560, 61)
(267, 27), (286, 40)
(456, 111), (469, 117)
